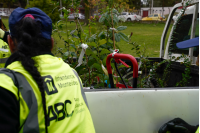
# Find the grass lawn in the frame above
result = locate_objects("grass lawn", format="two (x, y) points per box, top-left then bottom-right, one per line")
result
(1, 18), (172, 57)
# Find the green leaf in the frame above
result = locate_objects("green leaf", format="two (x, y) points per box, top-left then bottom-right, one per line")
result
(99, 39), (107, 45)
(88, 34), (96, 42)
(88, 59), (97, 67)
(91, 63), (102, 72)
(75, 66), (87, 73)
(71, 52), (77, 57)
(93, 71), (102, 75)
(99, 14), (106, 23)
(64, 51), (69, 56)
(70, 44), (76, 49)
(113, 15), (119, 24)
(56, 20), (63, 25)
(111, 63), (115, 70)
(91, 27), (97, 34)
(85, 49), (94, 56)
(116, 26), (127, 31)
(87, 42), (96, 47)
(118, 64), (130, 69)
(103, 56), (107, 66)
(118, 32), (129, 42)
(115, 33), (121, 42)
(98, 31), (104, 38)
(112, 8), (119, 15)
(91, 54), (99, 62)
(71, 34), (79, 39)
(70, 29), (76, 35)
(100, 49), (111, 56)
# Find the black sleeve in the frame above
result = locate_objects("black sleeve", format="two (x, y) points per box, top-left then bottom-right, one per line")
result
(2, 31), (9, 44)
(0, 86), (19, 133)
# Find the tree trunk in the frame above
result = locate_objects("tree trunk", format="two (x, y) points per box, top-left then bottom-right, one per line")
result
(149, 0), (151, 14)
(84, 0), (89, 25)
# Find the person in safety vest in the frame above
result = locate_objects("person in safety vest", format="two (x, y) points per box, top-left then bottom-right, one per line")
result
(0, 7), (95, 133)
(0, 20), (11, 68)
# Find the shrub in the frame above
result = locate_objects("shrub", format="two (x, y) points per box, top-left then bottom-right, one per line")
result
(26, 0), (60, 24)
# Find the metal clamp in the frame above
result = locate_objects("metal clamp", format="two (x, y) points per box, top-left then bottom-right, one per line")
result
(112, 49), (119, 57)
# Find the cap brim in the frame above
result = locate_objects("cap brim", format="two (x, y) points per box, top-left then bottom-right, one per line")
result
(176, 37), (199, 49)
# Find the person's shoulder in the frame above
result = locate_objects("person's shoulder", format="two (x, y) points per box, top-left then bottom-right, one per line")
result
(0, 68), (19, 99)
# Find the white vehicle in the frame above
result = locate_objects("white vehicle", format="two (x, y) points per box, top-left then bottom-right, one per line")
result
(0, 11), (8, 17)
(68, 13), (85, 20)
(118, 12), (142, 21)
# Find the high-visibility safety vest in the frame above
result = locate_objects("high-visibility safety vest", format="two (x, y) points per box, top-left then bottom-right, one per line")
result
(196, 127), (199, 133)
(0, 54), (95, 133)
(0, 39), (11, 68)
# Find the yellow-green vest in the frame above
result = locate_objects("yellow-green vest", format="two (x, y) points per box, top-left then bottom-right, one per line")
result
(0, 54), (95, 133)
(196, 127), (199, 133)
(0, 39), (11, 68)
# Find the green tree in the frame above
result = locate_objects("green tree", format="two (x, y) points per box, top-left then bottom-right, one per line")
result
(0, 0), (27, 8)
(27, 0), (60, 23)
(0, 0), (15, 8)
(18, 0), (26, 8)
(149, 0), (182, 7)
(128, 0), (142, 10)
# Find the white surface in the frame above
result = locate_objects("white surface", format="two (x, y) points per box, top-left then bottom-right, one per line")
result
(86, 89), (199, 133)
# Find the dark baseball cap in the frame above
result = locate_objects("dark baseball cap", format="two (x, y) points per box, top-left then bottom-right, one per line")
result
(9, 7), (52, 39)
(176, 37), (199, 49)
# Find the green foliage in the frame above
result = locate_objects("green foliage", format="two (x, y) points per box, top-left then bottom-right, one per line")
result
(27, 0), (60, 23)
(175, 55), (192, 87)
(52, 0), (131, 88)
(51, 0), (193, 89)
(99, 8), (119, 27)
(150, 59), (171, 87)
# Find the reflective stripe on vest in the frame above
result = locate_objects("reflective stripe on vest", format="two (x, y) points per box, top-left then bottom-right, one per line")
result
(0, 68), (39, 133)
(196, 127), (199, 133)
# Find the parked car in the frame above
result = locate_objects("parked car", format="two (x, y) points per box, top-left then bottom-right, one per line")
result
(118, 12), (142, 22)
(0, 11), (9, 17)
(68, 13), (85, 20)
(142, 14), (166, 21)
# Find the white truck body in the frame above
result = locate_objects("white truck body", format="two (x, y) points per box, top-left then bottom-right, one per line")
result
(85, 88), (199, 133)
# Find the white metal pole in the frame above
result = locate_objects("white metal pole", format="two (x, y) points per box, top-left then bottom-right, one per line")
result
(189, 4), (198, 63)
(152, 0), (153, 14)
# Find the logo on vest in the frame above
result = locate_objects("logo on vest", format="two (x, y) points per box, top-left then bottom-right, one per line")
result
(43, 75), (58, 95)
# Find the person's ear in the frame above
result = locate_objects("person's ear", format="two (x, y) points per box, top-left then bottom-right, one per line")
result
(51, 37), (54, 51)
(7, 35), (16, 53)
